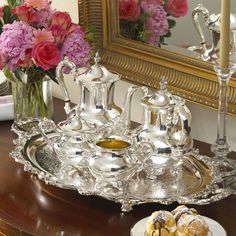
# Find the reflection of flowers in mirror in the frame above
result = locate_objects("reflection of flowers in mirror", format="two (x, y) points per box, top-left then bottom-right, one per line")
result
(119, 0), (188, 46)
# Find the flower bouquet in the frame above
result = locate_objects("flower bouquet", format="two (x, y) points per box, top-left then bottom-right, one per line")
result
(0, 0), (92, 120)
(119, 0), (188, 46)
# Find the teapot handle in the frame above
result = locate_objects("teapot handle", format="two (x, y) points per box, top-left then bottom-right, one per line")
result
(56, 57), (77, 116)
(191, 4), (210, 52)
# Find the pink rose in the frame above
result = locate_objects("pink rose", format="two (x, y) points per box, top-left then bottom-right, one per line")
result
(51, 11), (72, 30)
(165, 0), (188, 17)
(12, 4), (40, 25)
(49, 24), (67, 45)
(32, 42), (61, 70)
(0, 6), (4, 18)
(119, 0), (141, 22)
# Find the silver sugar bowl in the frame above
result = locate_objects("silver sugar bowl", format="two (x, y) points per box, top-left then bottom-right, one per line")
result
(39, 114), (96, 168)
(88, 135), (153, 195)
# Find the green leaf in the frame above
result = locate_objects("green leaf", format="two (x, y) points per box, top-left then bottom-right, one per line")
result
(7, 0), (17, 8)
(3, 68), (16, 82)
(168, 19), (176, 29)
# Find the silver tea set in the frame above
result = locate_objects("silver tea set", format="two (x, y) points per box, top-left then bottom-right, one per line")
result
(39, 53), (193, 194)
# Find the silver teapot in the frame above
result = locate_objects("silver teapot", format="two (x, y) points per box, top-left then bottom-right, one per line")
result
(135, 78), (193, 179)
(56, 52), (142, 129)
(189, 4), (236, 61)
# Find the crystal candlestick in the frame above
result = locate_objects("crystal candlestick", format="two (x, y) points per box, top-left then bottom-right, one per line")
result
(211, 64), (236, 175)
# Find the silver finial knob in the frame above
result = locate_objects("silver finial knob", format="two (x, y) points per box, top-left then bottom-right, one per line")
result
(94, 52), (101, 67)
(159, 77), (167, 91)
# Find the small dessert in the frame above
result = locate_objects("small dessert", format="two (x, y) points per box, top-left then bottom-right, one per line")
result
(146, 210), (176, 236)
(175, 214), (209, 236)
(171, 205), (199, 223)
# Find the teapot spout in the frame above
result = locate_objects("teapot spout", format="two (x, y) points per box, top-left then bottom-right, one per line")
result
(120, 85), (148, 130)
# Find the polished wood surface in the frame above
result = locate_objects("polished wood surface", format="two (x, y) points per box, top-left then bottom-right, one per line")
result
(0, 98), (235, 236)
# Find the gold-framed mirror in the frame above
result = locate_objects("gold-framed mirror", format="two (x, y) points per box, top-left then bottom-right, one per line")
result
(78, 0), (236, 115)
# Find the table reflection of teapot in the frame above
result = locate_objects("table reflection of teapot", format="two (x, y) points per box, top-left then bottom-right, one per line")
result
(135, 78), (193, 179)
(56, 52), (142, 129)
(189, 4), (236, 61)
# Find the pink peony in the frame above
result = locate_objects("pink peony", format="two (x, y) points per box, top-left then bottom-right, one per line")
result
(60, 26), (91, 69)
(141, 1), (168, 46)
(25, 0), (51, 10)
(32, 41), (61, 70)
(0, 21), (34, 70)
(165, 0), (188, 17)
(34, 8), (54, 28)
(119, 0), (141, 22)
(33, 28), (54, 44)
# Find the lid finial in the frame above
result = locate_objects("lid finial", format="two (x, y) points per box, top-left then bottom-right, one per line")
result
(94, 52), (101, 67)
(159, 77), (167, 91)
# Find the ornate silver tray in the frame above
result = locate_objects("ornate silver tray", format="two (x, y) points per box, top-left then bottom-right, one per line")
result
(11, 119), (235, 212)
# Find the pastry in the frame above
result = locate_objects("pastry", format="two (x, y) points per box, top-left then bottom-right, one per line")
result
(171, 205), (198, 223)
(145, 210), (176, 236)
(176, 214), (209, 236)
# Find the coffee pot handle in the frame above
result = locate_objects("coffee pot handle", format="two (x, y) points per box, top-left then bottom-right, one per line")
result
(192, 4), (210, 51)
(56, 57), (77, 116)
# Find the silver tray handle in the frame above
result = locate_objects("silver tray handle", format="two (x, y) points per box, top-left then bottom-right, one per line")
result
(38, 118), (58, 149)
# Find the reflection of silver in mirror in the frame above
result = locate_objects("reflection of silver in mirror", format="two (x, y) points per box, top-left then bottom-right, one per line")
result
(189, 4), (236, 62)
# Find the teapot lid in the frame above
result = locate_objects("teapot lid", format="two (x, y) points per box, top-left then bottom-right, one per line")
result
(75, 52), (120, 83)
(142, 78), (176, 108)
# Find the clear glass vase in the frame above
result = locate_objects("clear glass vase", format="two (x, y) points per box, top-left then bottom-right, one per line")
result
(11, 72), (53, 121)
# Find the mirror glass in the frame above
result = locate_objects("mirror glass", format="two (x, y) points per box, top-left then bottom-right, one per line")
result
(78, 0), (236, 115)
(118, 0), (236, 59)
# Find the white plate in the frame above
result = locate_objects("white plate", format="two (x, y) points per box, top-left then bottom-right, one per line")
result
(130, 215), (227, 236)
(0, 95), (14, 121)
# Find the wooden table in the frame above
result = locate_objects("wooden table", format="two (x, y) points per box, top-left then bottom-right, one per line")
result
(0, 98), (235, 236)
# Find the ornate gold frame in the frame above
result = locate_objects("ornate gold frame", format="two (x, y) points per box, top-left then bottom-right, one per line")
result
(78, 0), (236, 115)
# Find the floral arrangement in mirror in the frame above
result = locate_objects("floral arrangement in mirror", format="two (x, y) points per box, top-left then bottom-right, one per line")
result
(0, 0), (93, 120)
(119, 0), (188, 46)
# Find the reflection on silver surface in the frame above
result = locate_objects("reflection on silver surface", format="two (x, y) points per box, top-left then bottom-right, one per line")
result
(10, 118), (236, 212)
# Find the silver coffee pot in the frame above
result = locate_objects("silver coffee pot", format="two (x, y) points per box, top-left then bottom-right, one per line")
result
(189, 4), (236, 61)
(136, 79), (193, 179)
(56, 52), (142, 129)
